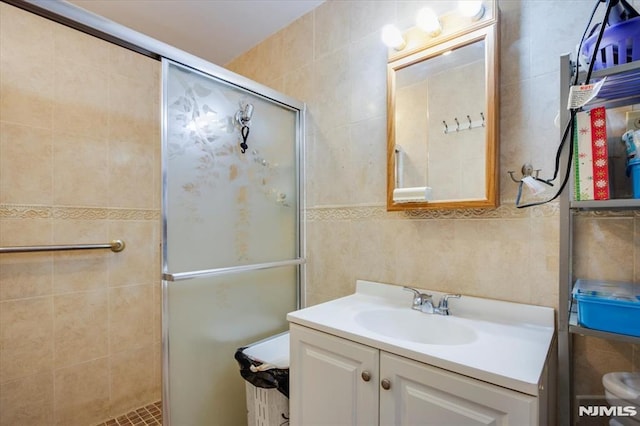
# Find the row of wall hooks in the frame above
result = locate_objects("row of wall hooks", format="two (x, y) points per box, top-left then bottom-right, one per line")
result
(443, 112), (485, 134)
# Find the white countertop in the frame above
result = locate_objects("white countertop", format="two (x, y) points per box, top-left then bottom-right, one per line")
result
(287, 280), (555, 396)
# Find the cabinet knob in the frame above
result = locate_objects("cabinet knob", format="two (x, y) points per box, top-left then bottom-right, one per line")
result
(361, 371), (371, 382)
(381, 378), (391, 390)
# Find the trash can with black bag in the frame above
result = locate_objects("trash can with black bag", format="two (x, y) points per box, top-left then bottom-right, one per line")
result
(235, 332), (289, 426)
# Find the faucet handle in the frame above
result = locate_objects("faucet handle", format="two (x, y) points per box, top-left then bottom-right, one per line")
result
(442, 293), (461, 302)
(403, 286), (432, 310)
(402, 286), (420, 297)
(403, 286), (431, 298)
(438, 294), (461, 313)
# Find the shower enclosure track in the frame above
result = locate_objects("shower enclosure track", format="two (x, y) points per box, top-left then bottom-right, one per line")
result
(0, 239), (126, 253)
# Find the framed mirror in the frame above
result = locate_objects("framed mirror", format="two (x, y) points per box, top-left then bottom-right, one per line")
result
(386, 21), (499, 211)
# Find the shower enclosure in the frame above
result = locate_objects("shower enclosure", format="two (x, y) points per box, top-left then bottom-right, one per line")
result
(0, 2), (304, 424)
(161, 60), (304, 425)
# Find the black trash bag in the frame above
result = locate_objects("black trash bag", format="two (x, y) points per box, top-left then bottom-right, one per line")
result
(235, 347), (289, 398)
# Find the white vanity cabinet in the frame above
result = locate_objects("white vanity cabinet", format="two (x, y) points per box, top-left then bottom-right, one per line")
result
(379, 351), (537, 425)
(289, 324), (379, 426)
(290, 324), (539, 426)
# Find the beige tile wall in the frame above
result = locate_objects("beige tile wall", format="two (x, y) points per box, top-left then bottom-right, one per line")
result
(3, 0), (638, 422)
(226, 0), (640, 409)
(0, 3), (161, 425)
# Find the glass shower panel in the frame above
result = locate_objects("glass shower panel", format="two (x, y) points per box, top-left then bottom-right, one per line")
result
(163, 59), (302, 426)
(164, 61), (299, 274)
(165, 266), (297, 426)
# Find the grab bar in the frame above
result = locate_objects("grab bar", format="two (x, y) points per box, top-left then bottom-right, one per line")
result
(0, 239), (126, 254)
(394, 145), (404, 188)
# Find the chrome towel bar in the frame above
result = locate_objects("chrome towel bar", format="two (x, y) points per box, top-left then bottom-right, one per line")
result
(0, 239), (125, 254)
(163, 258), (306, 281)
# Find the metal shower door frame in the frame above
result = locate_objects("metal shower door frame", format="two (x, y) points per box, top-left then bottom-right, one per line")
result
(160, 58), (306, 282)
(160, 59), (305, 425)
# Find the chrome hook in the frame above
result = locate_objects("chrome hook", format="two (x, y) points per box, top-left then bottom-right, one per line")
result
(235, 103), (254, 127)
(507, 163), (541, 183)
(507, 171), (519, 183)
(467, 115), (472, 130)
(442, 120), (448, 134)
(454, 117), (460, 132)
(480, 112), (485, 127)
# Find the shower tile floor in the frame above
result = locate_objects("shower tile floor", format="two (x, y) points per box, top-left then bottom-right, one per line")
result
(96, 401), (162, 426)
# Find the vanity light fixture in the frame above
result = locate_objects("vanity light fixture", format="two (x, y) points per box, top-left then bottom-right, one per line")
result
(458, 0), (485, 21)
(416, 8), (442, 37)
(382, 0), (487, 52)
(381, 24), (406, 50)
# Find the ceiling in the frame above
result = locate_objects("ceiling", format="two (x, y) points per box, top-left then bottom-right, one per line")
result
(67, 0), (325, 66)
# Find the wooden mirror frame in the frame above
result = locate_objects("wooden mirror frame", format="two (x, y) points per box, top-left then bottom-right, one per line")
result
(386, 20), (499, 211)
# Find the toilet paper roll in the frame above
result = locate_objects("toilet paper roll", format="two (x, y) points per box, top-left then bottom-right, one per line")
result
(393, 187), (432, 203)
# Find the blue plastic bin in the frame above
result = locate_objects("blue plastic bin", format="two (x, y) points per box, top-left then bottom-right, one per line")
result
(627, 158), (640, 198)
(573, 279), (640, 337)
(581, 17), (640, 70)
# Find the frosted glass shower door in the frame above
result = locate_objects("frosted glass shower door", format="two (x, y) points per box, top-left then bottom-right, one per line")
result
(162, 60), (303, 426)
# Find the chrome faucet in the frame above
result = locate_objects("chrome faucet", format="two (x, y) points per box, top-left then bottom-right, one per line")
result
(403, 287), (461, 315)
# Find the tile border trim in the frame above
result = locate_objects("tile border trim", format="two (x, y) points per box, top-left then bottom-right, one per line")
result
(305, 202), (560, 221)
(6, 202), (631, 223)
(0, 204), (160, 221)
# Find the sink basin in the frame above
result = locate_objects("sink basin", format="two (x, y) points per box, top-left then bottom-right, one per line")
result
(354, 308), (477, 345)
(288, 280), (556, 395)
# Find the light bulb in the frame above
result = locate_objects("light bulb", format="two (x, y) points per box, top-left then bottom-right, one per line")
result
(458, 1), (485, 20)
(416, 8), (441, 37)
(381, 24), (406, 50)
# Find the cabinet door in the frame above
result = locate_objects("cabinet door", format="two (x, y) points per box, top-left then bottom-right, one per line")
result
(379, 352), (537, 426)
(290, 324), (379, 426)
